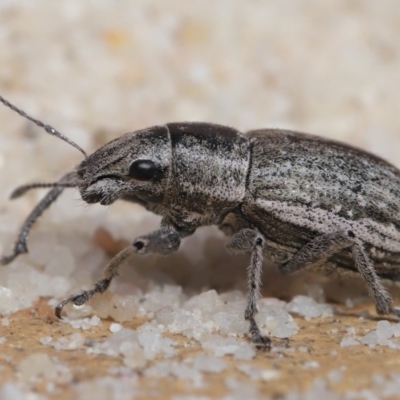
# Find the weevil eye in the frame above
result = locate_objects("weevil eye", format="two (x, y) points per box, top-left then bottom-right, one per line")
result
(128, 159), (162, 181)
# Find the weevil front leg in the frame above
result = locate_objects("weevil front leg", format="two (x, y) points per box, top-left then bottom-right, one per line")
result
(227, 229), (271, 349)
(55, 226), (182, 318)
(1, 171), (77, 265)
(132, 226), (181, 255)
(279, 230), (396, 317)
(55, 245), (134, 318)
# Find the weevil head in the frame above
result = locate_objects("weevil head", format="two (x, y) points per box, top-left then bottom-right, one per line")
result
(77, 126), (171, 205)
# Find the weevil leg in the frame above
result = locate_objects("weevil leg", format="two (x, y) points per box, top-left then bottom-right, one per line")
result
(55, 245), (134, 318)
(227, 229), (271, 349)
(279, 231), (353, 275)
(55, 226), (183, 318)
(351, 238), (393, 315)
(279, 230), (394, 316)
(1, 171), (76, 265)
(132, 227), (181, 255)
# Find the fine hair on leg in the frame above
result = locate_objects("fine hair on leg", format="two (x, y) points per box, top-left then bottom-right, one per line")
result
(1, 171), (78, 265)
(351, 238), (393, 315)
(55, 225), (183, 318)
(55, 245), (134, 318)
(246, 235), (271, 348)
(227, 228), (271, 349)
(279, 230), (394, 318)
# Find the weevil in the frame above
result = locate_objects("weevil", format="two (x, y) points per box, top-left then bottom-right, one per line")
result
(1, 95), (400, 349)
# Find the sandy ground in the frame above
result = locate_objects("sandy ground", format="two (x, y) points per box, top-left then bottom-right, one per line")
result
(1, 1), (400, 399)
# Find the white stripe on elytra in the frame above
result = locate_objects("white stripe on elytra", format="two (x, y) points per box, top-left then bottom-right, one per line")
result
(256, 199), (400, 253)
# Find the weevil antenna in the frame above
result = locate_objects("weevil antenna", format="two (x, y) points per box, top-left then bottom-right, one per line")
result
(0, 95), (87, 158)
(10, 181), (81, 199)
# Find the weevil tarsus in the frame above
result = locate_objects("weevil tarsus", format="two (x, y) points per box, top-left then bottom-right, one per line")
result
(55, 245), (135, 318)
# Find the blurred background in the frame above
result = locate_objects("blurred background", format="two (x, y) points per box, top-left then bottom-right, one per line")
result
(1, 1), (400, 162)
(1, 0), (400, 299)
(2, 3), (400, 397)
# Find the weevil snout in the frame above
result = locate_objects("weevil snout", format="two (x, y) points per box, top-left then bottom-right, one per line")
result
(79, 176), (127, 205)
(75, 126), (171, 206)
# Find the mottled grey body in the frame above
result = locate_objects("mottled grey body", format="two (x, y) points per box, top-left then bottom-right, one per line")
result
(68, 122), (400, 347)
(79, 123), (400, 278)
(244, 130), (400, 280)
(3, 104), (400, 348)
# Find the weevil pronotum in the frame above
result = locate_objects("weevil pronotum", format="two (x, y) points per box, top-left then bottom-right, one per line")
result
(1, 94), (400, 349)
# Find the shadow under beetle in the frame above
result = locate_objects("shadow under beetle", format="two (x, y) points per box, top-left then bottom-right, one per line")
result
(2, 94), (400, 349)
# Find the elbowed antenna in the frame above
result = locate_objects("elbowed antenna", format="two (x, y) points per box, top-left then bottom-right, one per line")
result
(10, 181), (81, 199)
(0, 95), (87, 157)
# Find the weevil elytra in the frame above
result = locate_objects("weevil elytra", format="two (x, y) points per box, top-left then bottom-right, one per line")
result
(1, 95), (400, 349)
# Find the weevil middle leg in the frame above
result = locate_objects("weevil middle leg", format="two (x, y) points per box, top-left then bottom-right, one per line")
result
(227, 228), (271, 349)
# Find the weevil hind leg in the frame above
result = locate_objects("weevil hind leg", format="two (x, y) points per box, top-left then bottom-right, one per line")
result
(351, 240), (393, 315)
(279, 230), (394, 317)
(55, 245), (134, 318)
(390, 308), (400, 318)
(227, 229), (271, 350)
